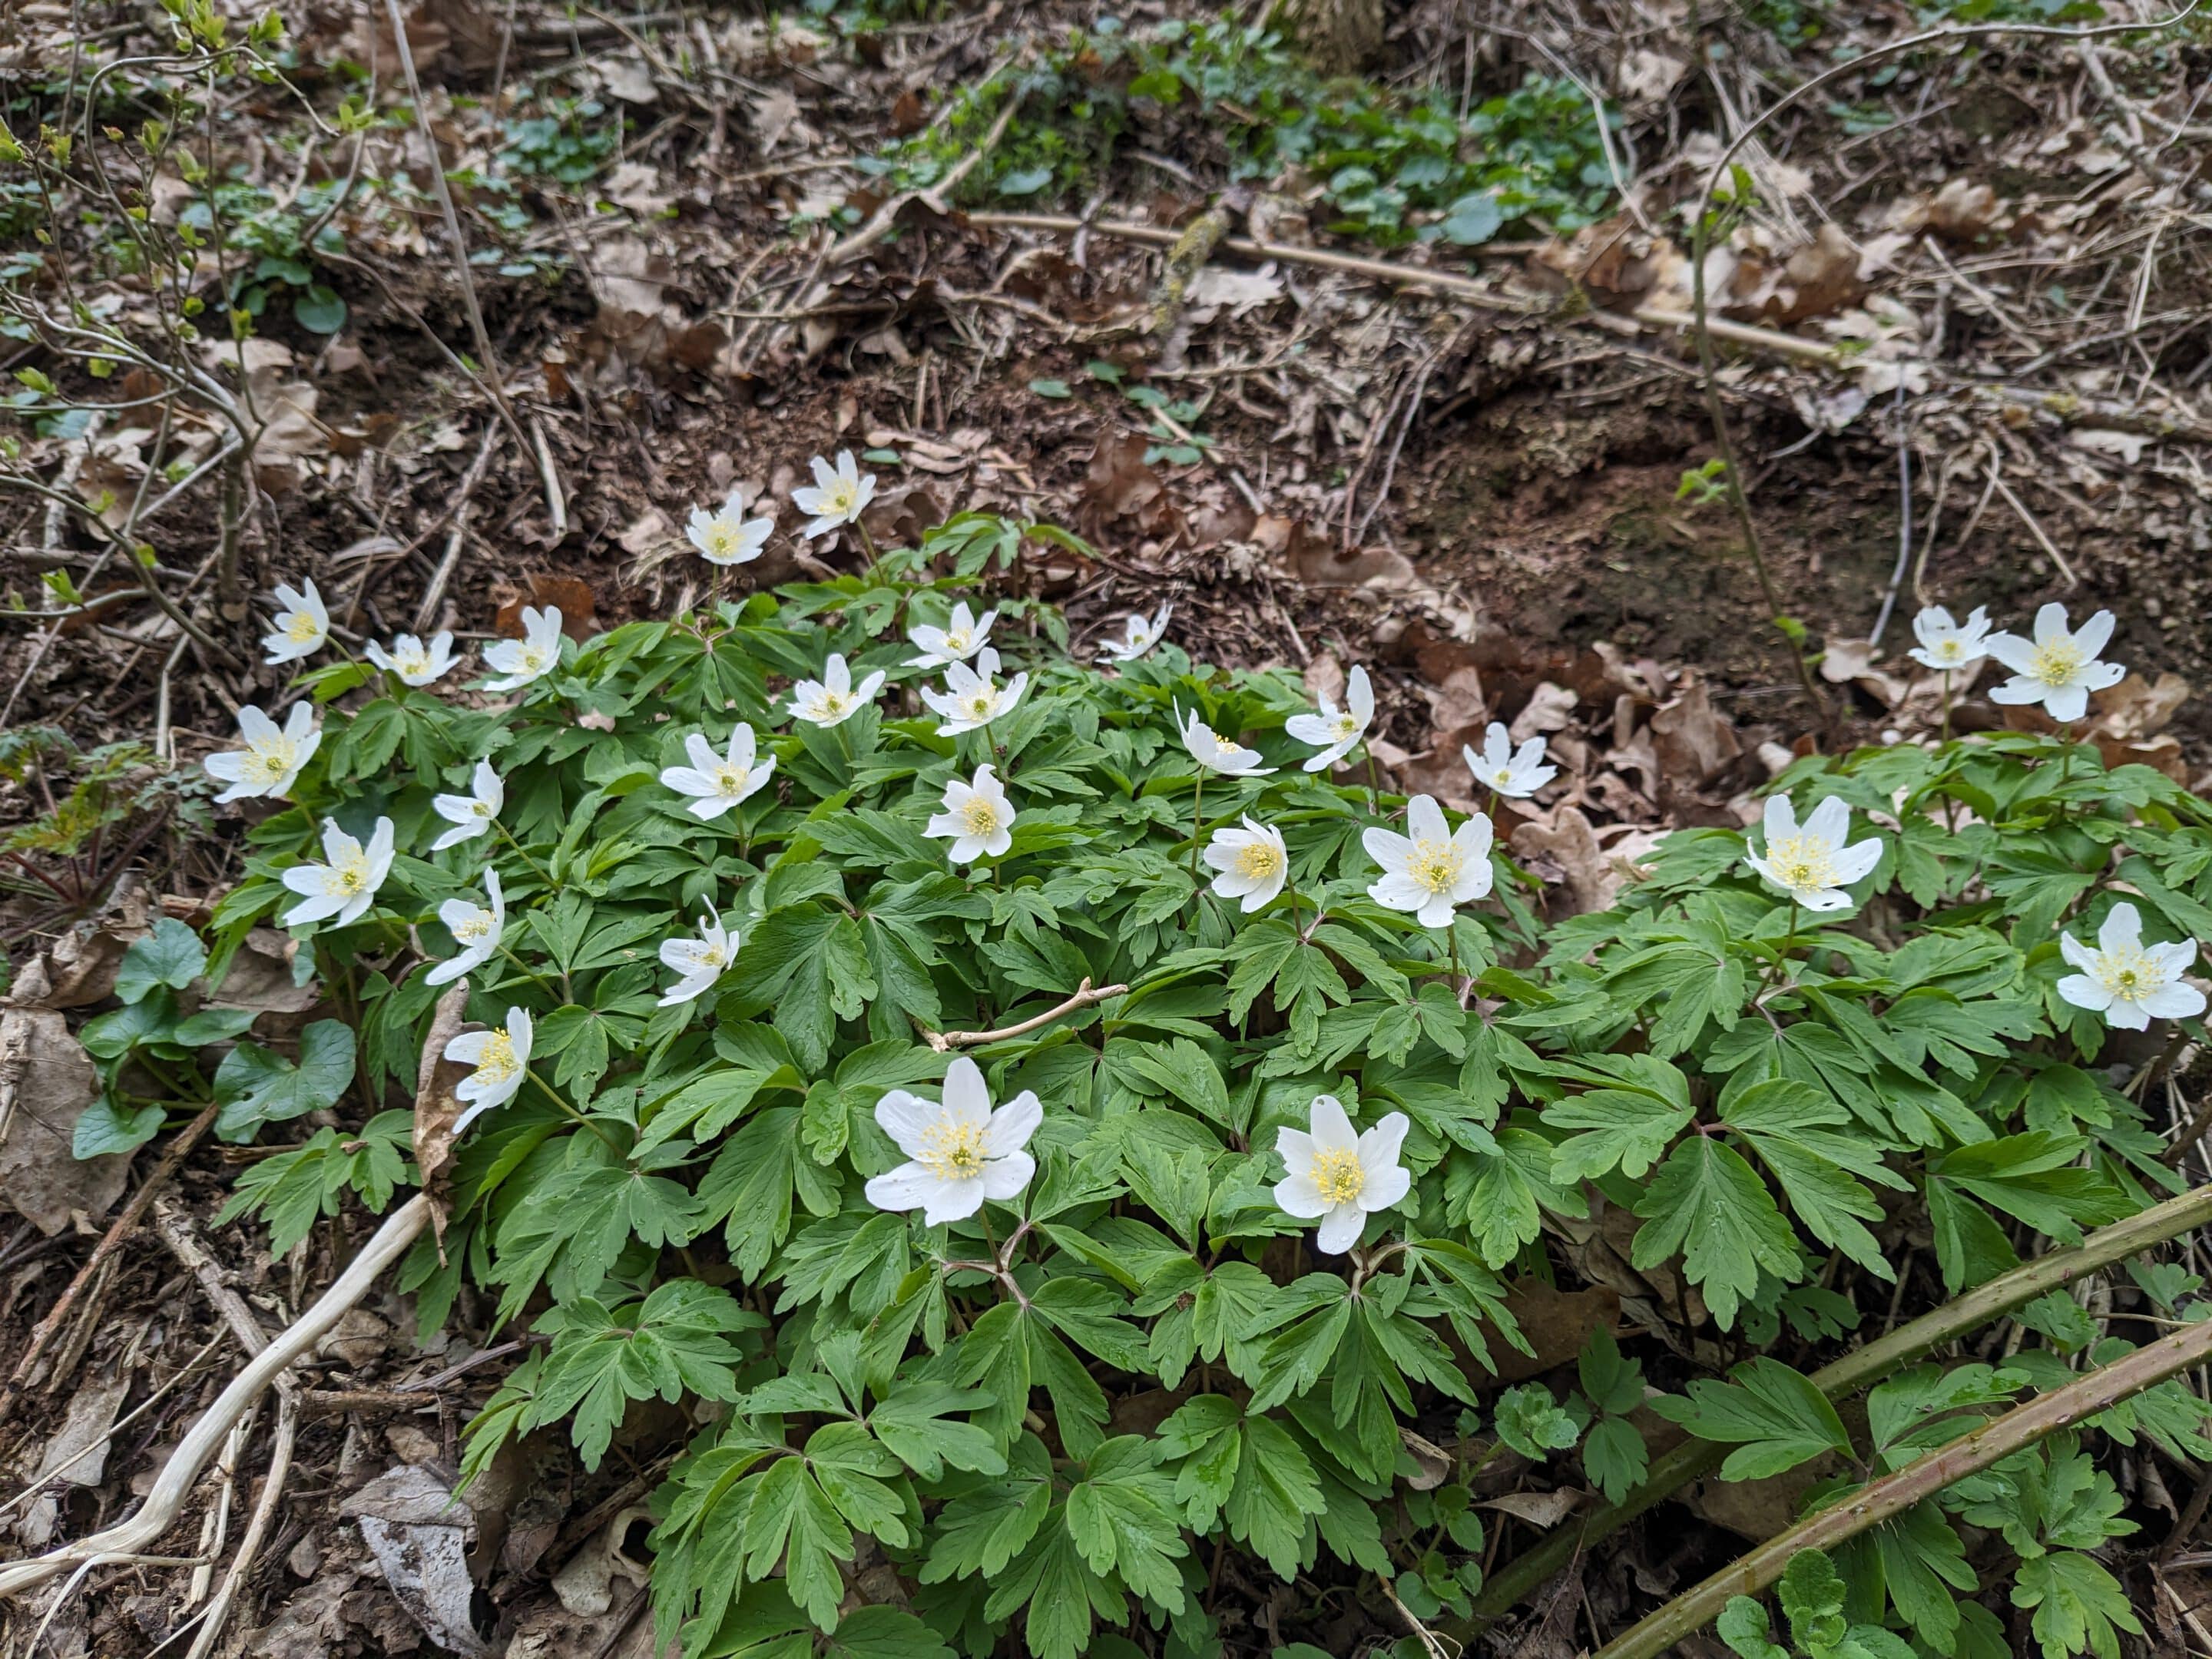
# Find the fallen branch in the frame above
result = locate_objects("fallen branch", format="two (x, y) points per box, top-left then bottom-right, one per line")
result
(0, 1098), (221, 1420)
(922, 979), (1128, 1051)
(1593, 1310), (2212, 1659)
(0, 1193), (432, 1598)
(1469, 1177), (2212, 1619)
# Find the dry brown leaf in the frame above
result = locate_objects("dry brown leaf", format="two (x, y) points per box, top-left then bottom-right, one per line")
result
(0, 1008), (130, 1236)
(1481, 1489), (1582, 1529)
(1648, 681), (1740, 790)
(412, 984), (475, 1250)
(341, 1465), (485, 1655)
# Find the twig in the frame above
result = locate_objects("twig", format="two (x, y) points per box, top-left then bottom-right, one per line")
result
(0, 1099), (221, 1419)
(1592, 1311), (2212, 1659)
(1469, 1176), (2212, 1620)
(922, 979), (1128, 1051)
(0, 1194), (432, 1597)
(827, 71), (1028, 270)
(1674, 2), (2205, 730)
(1381, 1570), (1459, 1659)
(179, 1391), (293, 1659)
(1986, 469), (2079, 589)
(1867, 379), (1912, 647)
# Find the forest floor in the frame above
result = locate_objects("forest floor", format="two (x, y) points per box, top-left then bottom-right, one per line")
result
(5, 0), (2212, 1652)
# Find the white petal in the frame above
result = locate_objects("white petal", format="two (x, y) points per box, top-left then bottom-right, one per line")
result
(980, 1151), (1035, 1200)
(1308, 1094), (1357, 1152)
(2058, 932), (2098, 972)
(1803, 796), (1850, 845)
(2032, 602), (2068, 645)
(1315, 1203), (1366, 1254)
(2073, 609), (2116, 657)
(2099, 902), (2144, 953)
(1983, 634), (2035, 674)
(1406, 796), (1449, 843)
(1761, 793), (1796, 843)
(875, 1090), (934, 1156)
(1359, 1162), (1411, 1213)
(984, 1091), (1042, 1157)
(2142, 982), (2207, 1020)
(940, 1056), (992, 1131)
(1273, 1172), (1331, 1219)
(866, 1161), (941, 1213)
(2043, 686), (2089, 724)
(1358, 1111), (1409, 1171)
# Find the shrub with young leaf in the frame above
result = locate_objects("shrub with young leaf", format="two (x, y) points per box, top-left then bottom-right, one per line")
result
(158, 505), (2212, 1658)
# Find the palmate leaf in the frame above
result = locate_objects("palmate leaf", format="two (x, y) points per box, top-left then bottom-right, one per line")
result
(1631, 1136), (1801, 1330)
(1648, 1358), (1851, 1482)
(2012, 1551), (2141, 1659)
(528, 1280), (765, 1469)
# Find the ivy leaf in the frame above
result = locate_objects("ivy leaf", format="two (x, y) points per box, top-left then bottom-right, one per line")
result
(114, 917), (205, 1002)
(212, 1020), (357, 1140)
(1632, 1136), (1802, 1330)
(72, 1095), (164, 1158)
(1648, 1358), (1851, 1482)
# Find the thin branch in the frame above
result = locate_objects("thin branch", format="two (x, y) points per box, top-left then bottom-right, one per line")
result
(1470, 1176), (2212, 1619)
(1593, 1311), (2212, 1659)
(922, 978), (1129, 1051)
(0, 1194), (432, 1597)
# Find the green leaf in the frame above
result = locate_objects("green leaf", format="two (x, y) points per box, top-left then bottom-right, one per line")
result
(1648, 1358), (1852, 1482)
(72, 1094), (164, 1158)
(1492, 1382), (1580, 1461)
(1721, 1078), (1905, 1279)
(1581, 1416), (1648, 1505)
(1776, 1548), (1849, 1654)
(2012, 1551), (2141, 1659)
(1716, 1595), (1787, 1659)
(213, 1020), (356, 1139)
(115, 918), (205, 1002)
(1632, 1137), (1801, 1330)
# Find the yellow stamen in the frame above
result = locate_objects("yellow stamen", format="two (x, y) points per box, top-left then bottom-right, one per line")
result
(1406, 839), (1462, 895)
(2094, 943), (2169, 1002)
(2027, 639), (2084, 686)
(961, 797), (1001, 836)
(1767, 833), (1838, 892)
(285, 611), (320, 642)
(916, 1116), (986, 1181)
(1310, 1146), (1365, 1204)
(1235, 841), (1282, 881)
(475, 1031), (518, 1084)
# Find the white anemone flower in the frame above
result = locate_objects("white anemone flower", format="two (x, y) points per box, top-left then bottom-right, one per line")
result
(430, 760), (503, 853)
(2058, 902), (2206, 1031)
(1908, 605), (1993, 673)
(206, 703), (319, 803)
(906, 601), (998, 669)
(445, 1007), (532, 1134)
(1203, 814), (1289, 913)
(280, 816), (395, 930)
(789, 653), (886, 727)
(659, 909), (739, 1007)
(261, 578), (329, 664)
(1179, 705), (1277, 777)
(365, 631), (459, 687)
(793, 450), (877, 539)
(484, 606), (565, 693)
(924, 764), (1017, 863)
(865, 1056), (1041, 1226)
(1099, 604), (1171, 663)
(426, 868), (505, 987)
(1985, 603), (2125, 724)
(1273, 1094), (1412, 1255)
(1463, 723), (1558, 800)
(661, 725), (777, 820)
(1285, 665), (1373, 773)
(1363, 795), (1492, 929)
(922, 660), (1029, 736)
(1744, 794), (1882, 912)
(687, 488), (774, 567)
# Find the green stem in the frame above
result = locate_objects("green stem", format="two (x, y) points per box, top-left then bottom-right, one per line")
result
(495, 942), (559, 998)
(492, 817), (553, 886)
(527, 1065), (618, 1151)
(1189, 770), (1205, 881)
(1463, 1178), (2212, 1623)
(1939, 670), (1951, 747)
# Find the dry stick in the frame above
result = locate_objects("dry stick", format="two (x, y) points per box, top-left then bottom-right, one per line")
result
(177, 1390), (295, 1659)
(1677, 3), (2201, 731)
(0, 1098), (222, 1422)
(1467, 1177), (2212, 1620)
(826, 81), (1028, 272)
(1593, 1312), (2212, 1659)
(966, 213), (1845, 366)
(0, 1193), (432, 1598)
(1986, 469), (2080, 590)
(379, 0), (532, 467)
(923, 979), (1128, 1051)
